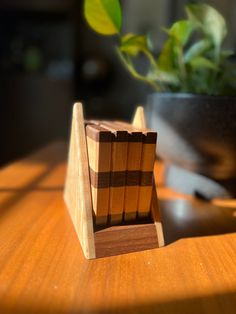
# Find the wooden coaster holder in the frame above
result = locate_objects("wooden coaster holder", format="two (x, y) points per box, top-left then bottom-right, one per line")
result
(64, 103), (165, 259)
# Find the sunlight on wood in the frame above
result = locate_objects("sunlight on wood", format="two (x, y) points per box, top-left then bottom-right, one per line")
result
(0, 142), (236, 314)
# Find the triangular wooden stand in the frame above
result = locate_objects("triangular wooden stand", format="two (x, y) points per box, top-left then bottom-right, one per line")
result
(64, 103), (164, 259)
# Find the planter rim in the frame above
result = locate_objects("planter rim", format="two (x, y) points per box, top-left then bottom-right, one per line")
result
(148, 92), (236, 100)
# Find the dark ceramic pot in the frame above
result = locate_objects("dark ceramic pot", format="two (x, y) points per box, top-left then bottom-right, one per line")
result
(146, 93), (236, 199)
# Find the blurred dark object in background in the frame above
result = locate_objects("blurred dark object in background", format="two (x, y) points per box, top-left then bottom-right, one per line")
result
(0, 0), (148, 166)
(1, 0), (236, 166)
(0, 0), (75, 166)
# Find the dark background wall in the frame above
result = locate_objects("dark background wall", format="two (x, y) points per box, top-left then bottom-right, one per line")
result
(0, 0), (235, 166)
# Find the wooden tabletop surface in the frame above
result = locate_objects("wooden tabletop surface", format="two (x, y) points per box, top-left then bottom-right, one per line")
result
(0, 142), (236, 314)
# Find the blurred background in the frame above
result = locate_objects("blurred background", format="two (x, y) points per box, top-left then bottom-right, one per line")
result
(0, 0), (236, 166)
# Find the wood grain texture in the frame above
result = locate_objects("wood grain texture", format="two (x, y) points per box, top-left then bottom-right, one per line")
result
(86, 125), (112, 225)
(100, 122), (129, 224)
(114, 122), (143, 221)
(94, 222), (158, 258)
(132, 109), (157, 217)
(64, 103), (95, 259)
(64, 105), (163, 258)
(137, 135), (157, 216)
(1, 142), (236, 314)
(132, 107), (160, 225)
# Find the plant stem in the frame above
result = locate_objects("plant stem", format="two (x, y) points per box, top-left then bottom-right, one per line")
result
(117, 48), (162, 91)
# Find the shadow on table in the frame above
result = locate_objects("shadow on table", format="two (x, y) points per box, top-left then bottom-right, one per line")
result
(0, 142), (66, 218)
(1, 141), (236, 248)
(0, 289), (236, 314)
(160, 199), (236, 245)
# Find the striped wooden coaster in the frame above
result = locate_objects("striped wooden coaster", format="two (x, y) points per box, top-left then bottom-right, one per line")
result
(100, 122), (128, 225)
(138, 130), (157, 218)
(114, 121), (143, 222)
(86, 124), (112, 225)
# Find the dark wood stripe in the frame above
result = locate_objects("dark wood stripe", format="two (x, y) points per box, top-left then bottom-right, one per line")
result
(100, 123), (129, 142)
(110, 131), (128, 142)
(89, 169), (110, 189)
(86, 125), (112, 142)
(90, 169), (153, 188)
(128, 132), (143, 142)
(86, 121), (157, 143)
(112, 121), (143, 142)
(126, 171), (140, 186)
(110, 171), (126, 187)
(143, 132), (157, 144)
(140, 172), (153, 186)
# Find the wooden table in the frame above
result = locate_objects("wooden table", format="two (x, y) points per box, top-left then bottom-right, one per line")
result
(0, 142), (236, 314)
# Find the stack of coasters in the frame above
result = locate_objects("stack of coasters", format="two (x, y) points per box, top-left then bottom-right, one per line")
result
(85, 120), (157, 226)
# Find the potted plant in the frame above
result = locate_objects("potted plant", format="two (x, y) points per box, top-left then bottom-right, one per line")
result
(84, 1), (236, 199)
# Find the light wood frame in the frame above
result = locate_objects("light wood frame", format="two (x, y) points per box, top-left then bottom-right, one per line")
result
(64, 103), (164, 259)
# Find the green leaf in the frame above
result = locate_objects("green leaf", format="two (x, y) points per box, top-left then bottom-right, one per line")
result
(84, 0), (122, 35)
(184, 39), (212, 63)
(189, 56), (218, 70)
(147, 68), (179, 85)
(220, 49), (234, 59)
(158, 39), (174, 71)
(186, 4), (227, 48)
(117, 49), (163, 91)
(120, 34), (148, 56)
(167, 20), (196, 46)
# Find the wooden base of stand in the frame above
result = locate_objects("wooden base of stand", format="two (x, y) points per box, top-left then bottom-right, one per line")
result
(94, 219), (158, 258)
(64, 103), (164, 259)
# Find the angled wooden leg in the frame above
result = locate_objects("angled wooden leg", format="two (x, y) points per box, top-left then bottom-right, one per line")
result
(132, 105), (165, 247)
(64, 103), (95, 259)
(151, 186), (165, 247)
(132, 106), (147, 129)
